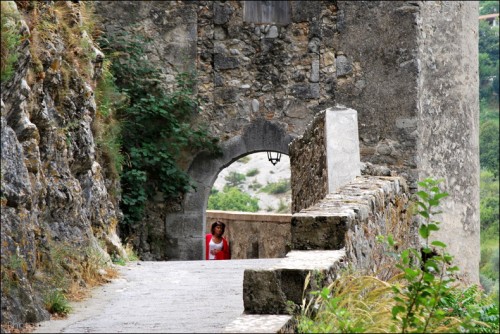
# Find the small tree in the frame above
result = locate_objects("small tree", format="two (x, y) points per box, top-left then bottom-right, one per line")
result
(208, 187), (259, 212)
(224, 172), (246, 188)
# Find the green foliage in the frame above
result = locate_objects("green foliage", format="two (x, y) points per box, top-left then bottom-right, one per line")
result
(478, 19), (499, 102)
(44, 289), (72, 315)
(480, 120), (500, 177)
(98, 30), (220, 226)
(480, 194), (499, 233)
(1, 1), (22, 82)
(390, 178), (457, 333)
(440, 285), (499, 333)
(478, 1), (499, 106)
(478, 3), (499, 300)
(207, 186), (259, 212)
(480, 237), (499, 283)
(111, 254), (126, 266)
(224, 171), (246, 188)
(276, 198), (289, 213)
(259, 178), (291, 195)
(248, 179), (262, 190)
(246, 168), (260, 177)
(94, 59), (125, 180)
(480, 99), (499, 123)
(480, 1), (500, 15)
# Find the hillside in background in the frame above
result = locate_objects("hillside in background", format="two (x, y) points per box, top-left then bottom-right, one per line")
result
(210, 152), (292, 214)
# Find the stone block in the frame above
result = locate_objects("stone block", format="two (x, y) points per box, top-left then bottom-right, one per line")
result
(336, 55), (352, 77)
(215, 87), (239, 104)
(310, 58), (320, 83)
(214, 54), (240, 70)
(291, 1), (322, 22)
(223, 314), (295, 333)
(325, 107), (361, 193)
(291, 83), (319, 99)
(243, 250), (346, 314)
(213, 2), (233, 25)
(291, 214), (349, 250)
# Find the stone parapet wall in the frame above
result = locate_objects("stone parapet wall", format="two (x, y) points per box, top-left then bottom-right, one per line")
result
(289, 110), (328, 213)
(291, 176), (416, 278)
(206, 210), (291, 259)
(243, 250), (347, 315)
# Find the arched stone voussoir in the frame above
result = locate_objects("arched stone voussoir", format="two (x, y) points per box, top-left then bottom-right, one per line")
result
(188, 118), (296, 188)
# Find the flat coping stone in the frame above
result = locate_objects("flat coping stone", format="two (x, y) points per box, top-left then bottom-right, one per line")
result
(250, 249), (346, 270)
(222, 314), (294, 333)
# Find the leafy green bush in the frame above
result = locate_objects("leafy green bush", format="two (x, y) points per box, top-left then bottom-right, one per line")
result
(389, 178), (458, 333)
(44, 289), (72, 315)
(208, 186), (259, 212)
(480, 1), (499, 15)
(246, 168), (260, 177)
(480, 121), (500, 177)
(1, 2), (22, 82)
(260, 179), (291, 194)
(98, 30), (220, 227)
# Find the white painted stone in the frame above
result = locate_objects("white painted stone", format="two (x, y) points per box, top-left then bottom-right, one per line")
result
(251, 99), (260, 112)
(325, 107), (361, 193)
(310, 59), (320, 83)
(266, 26), (279, 38)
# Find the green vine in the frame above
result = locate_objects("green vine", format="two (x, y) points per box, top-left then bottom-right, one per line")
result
(98, 30), (220, 228)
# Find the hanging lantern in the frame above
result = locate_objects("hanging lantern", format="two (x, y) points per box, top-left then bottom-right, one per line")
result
(267, 151), (282, 166)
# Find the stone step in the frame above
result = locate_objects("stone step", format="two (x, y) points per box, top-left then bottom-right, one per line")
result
(222, 314), (295, 333)
(242, 249), (346, 315)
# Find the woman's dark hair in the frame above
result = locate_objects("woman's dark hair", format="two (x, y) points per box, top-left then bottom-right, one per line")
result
(211, 221), (226, 235)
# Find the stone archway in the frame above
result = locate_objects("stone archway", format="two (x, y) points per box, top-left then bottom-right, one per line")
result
(164, 118), (296, 260)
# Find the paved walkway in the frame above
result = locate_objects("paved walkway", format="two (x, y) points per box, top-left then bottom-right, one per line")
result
(34, 259), (282, 333)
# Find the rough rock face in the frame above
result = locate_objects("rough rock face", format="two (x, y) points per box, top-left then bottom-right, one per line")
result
(1, 1), (125, 327)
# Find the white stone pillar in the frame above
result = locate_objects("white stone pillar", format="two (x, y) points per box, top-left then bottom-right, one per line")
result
(325, 106), (361, 193)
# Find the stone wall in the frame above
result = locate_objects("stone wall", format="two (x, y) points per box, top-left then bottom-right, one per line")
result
(94, 0), (480, 283)
(291, 176), (415, 278)
(206, 210), (291, 259)
(241, 175), (414, 316)
(289, 110), (327, 214)
(333, 1), (421, 184)
(196, 1), (338, 138)
(416, 1), (480, 284)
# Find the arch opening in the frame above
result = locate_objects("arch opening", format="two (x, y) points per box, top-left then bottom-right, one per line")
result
(205, 152), (292, 259)
(164, 119), (296, 260)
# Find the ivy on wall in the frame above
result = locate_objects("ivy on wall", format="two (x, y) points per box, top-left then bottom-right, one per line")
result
(97, 31), (220, 230)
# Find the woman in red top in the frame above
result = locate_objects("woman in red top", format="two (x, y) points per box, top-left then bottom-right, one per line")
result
(205, 221), (230, 260)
